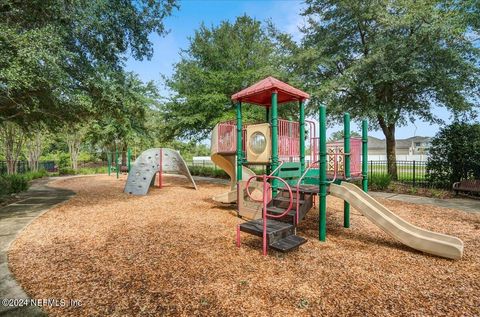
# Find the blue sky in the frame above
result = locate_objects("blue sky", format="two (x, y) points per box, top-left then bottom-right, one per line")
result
(125, 0), (453, 140)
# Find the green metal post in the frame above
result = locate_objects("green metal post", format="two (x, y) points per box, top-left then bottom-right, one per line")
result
(319, 105), (327, 241)
(107, 152), (111, 176)
(115, 149), (119, 179)
(343, 113), (351, 228)
(236, 101), (243, 182)
(362, 119), (369, 192)
(299, 100), (305, 175)
(271, 92), (278, 191)
(127, 148), (131, 172)
(265, 106), (271, 175)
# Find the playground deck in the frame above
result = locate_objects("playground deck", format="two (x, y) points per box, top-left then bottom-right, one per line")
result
(8, 175), (480, 316)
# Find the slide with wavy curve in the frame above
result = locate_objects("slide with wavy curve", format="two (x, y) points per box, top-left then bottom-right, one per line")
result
(211, 153), (255, 203)
(329, 182), (463, 260)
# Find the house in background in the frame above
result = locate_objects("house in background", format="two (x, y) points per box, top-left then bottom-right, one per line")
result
(368, 136), (431, 161)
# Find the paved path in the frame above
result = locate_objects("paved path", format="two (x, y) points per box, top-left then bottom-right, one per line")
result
(370, 192), (480, 213)
(0, 178), (75, 317)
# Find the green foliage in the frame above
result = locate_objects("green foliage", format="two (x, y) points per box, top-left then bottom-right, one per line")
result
(427, 122), (480, 187)
(0, 0), (177, 129)
(188, 166), (229, 179)
(1, 174), (28, 194)
(59, 168), (77, 176)
(288, 0), (480, 177)
(369, 174), (392, 191)
(163, 15), (296, 141)
(328, 130), (361, 142)
(77, 167), (108, 175)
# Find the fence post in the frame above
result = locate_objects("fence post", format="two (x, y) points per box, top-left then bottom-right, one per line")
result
(412, 160), (416, 187)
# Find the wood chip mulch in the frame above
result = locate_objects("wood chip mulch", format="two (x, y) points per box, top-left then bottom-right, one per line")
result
(8, 175), (480, 316)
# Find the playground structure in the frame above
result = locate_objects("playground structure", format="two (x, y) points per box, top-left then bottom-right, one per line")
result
(107, 148), (132, 178)
(124, 148), (197, 195)
(212, 76), (463, 259)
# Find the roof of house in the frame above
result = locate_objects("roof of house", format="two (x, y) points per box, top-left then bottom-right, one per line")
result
(231, 76), (309, 106)
(368, 136), (431, 149)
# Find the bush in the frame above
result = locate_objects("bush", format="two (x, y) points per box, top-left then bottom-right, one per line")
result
(23, 169), (48, 181)
(0, 177), (10, 196)
(1, 174), (29, 193)
(427, 122), (480, 188)
(188, 166), (229, 179)
(77, 167), (108, 175)
(369, 174), (391, 191)
(59, 168), (77, 175)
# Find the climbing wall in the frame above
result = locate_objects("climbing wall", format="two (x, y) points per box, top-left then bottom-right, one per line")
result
(124, 148), (197, 195)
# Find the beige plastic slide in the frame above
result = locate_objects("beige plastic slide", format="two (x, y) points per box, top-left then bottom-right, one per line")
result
(211, 153), (255, 203)
(329, 182), (464, 260)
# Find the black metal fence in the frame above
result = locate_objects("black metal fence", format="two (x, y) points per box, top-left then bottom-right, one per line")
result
(1, 158), (449, 189)
(0, 161), (56, 174)
(368, 160), (436, 188)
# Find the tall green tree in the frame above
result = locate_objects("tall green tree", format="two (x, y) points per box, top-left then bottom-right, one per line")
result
(164, 15), (295, 141)
(293, 0), (479, 179)
(0, 0), (177, 129)
(427, 122), (480, 188)
(86, 72), (160, 165)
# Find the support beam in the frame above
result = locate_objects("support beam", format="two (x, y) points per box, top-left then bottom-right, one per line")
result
(271, 92), (278, 191)
(127, 148), (131, 172)
(343, 113), (351, 228)
(266, 106), (271, 175)
(362, 119), (369, 192)
(115, 149), (119, 179)
(107, 152), (111, 176)
(319, 105), (327, 241)
(299, 100), (305, 175)
(236, 101), (243, 182)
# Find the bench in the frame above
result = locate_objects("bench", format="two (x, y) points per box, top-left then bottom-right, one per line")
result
(452, 180), (480, 195)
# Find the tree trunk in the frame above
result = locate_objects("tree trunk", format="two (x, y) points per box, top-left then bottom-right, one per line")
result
(66, 132), (82, 171)
(122, 143), (127, 167)
(0, 123), (25, 175)
(27, 133), (42, 172)
(378, 116), (398, 180)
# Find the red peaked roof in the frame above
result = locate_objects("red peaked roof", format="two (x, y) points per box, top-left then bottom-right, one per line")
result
(231, 76), (309, 106)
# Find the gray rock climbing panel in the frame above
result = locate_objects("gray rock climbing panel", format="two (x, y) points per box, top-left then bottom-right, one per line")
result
(124, 148), (197, 195)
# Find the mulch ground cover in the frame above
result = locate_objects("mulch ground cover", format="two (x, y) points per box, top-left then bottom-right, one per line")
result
(8, 175), (480, 316)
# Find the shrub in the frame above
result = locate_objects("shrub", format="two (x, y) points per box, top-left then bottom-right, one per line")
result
(0, 177), (10, 196)
(427, 122), (480, 188)
(369, 174), (391, 191)
(2, 174), (29, 193)
(59, 168), (77, 175)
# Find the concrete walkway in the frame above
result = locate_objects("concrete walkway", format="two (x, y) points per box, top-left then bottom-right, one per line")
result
(0, 178), (75, 317)
(370, 192), (480, 213)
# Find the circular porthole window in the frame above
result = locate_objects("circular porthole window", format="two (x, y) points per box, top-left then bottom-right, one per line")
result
(249, 131), (267, 154)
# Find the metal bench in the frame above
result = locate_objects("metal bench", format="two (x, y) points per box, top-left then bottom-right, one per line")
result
(452, 180), (480, 195)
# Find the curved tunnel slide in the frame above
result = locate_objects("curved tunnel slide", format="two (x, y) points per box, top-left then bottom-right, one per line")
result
(329, 182), (464, 260)
(211, 153), (255, 203)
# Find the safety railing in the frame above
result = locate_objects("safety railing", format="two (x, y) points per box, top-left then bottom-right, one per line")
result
(242, 174), (294, 256)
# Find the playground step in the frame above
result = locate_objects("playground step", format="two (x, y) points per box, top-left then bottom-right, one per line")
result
(279, 185), (320, 194)
(269, 235), (307, 252)
(273, 196), (305, 204)
(239, 219), (295, 244)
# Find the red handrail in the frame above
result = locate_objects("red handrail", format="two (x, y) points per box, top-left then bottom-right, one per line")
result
(245, 174), (294, 256)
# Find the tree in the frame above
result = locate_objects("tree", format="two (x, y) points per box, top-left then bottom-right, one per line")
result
(328, 130), (361, 142)
(295, 0), (480, 179)
(0, 122), (25, 174)
(0, 0), (177, 129)
(25, 131), (49, 172)
(86, 72), (160, 165)
(427, 122), (480, 188)
(163, 15), (296, 141)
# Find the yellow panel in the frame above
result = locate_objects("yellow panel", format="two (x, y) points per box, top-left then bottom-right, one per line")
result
(246, 123), (271, 164)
